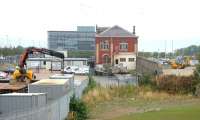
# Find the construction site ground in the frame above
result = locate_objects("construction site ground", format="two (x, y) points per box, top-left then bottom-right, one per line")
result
(0, 69), (87, 94)
(162, 66), (195, 76)
(33, 69), (88, 81)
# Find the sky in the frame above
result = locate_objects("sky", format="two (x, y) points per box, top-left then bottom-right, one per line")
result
(0, 0), (199, 52)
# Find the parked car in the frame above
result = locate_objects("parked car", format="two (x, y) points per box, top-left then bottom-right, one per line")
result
(64, 66), (89, 75)
(64, 66), (78, 74)
(0, 71), (8, 79)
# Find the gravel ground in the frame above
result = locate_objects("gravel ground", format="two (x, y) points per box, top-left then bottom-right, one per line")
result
(162, 67), (195, 76)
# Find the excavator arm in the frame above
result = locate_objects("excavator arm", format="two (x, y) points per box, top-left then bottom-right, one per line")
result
(13, 47), (64, 81)
(19, 47), (64, 69)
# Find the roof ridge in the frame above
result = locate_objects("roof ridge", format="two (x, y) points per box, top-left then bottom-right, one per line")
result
(98, 25), (136, 37)
(98, 26), (111, 35)
(114, 25), (134, 35)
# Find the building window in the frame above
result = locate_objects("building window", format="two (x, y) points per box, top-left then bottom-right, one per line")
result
(103, 55), (110, 64)
(120, 58), (126, 62)
(83, 61), (87, 65)
(120, 43), (128, 50)
(129, 58), (135, 62)
(100, 41), (109, 49)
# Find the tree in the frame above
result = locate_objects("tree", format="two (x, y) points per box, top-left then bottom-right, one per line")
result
(0, 46), (24, 56)
(193, 55), (200, 95)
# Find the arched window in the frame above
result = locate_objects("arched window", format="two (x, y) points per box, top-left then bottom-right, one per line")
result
(103, 55), (110, 64)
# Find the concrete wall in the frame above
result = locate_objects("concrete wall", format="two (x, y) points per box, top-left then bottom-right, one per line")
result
(136, 56), (163, 76)
(0, 93), (70, 120)
(74, 79), (89, 99)
(0, 93), (47, 115)
(0, 75), (89, 120)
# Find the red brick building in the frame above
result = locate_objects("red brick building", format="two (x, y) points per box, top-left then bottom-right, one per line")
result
(96, 25), (138, 70)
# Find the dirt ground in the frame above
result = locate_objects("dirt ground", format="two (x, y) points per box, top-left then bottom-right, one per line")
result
(33, 69), (88, 81)
(32, 69), (61, 80)
(162, 66), (195, 76)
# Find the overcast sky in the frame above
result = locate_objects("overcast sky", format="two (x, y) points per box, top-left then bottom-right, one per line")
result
(0, 0), (199, 52)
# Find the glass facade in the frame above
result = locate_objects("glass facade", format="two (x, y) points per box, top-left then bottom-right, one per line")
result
(48, 26), (95, 51)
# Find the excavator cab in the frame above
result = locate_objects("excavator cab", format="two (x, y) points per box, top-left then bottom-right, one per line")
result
(170, 56), (186, 69)
(12, 66), (36, 84)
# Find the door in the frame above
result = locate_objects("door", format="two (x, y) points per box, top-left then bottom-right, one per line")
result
(115, 59), (118, 64)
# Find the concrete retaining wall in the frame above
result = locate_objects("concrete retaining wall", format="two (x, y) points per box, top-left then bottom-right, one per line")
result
(0, 94), (70, 120)
(74, 79), (89, 99)
(0, 76), (89, 120)
(136, 56), (163, 75)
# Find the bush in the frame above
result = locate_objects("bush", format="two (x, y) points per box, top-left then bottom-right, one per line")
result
(139, 73), (199, 94)
(138, 74), (156, 88)
(83, 75), (96, 93)
(195, 83), (200, 97)
(194, 64), (200, 82)
(139, 74), (151, 85)
(155, 75), (196, 94)
(68, 95), (88, 120)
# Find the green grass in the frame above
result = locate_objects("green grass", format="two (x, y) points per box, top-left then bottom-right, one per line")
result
(114, 103), (200, 120)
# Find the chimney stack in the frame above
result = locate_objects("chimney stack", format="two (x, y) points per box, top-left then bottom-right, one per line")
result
(133, 26), (135, 35)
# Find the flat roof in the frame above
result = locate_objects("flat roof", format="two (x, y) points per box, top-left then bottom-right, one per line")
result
(27, 57), (88, 61)
(31, 79), (68, 85)
(0, 93), (45, 96)
(48, 31), (95, 33)
(50, 74), (74, 79)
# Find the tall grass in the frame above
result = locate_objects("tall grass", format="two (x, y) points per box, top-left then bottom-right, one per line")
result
(83, 75), (97, 94)
(82, 85), (137, 106)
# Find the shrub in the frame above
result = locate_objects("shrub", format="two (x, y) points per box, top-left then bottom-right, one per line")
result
(138, 74), (156, 88)
(195, 83), (200, 97)
(194, 64), (200, 82)
(83, 75), (96, 93)
(193, 64), (200, 94)
(155, 75), (195, 94)
(68, 95), (88, 120)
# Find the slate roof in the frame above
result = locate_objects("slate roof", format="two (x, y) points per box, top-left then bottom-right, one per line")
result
(97, 25), (136, 37)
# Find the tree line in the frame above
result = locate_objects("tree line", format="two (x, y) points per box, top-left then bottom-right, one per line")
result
(138, 45), (200, 58)
(0, 46), (24, 57)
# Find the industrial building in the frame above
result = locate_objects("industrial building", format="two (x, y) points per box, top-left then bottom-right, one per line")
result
(48, 26), (95, 51)
(26, 57), (89, 71)
(96, 25), (138, 70)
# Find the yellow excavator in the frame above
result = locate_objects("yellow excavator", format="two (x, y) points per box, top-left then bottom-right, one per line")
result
(12, 47), (64, 83)
(170, 56), (190, 69)
(171, 61), (185, 69)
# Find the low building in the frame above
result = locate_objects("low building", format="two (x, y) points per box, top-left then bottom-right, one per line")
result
(96, 25), (138, 70)
(26, 57), (89, 70)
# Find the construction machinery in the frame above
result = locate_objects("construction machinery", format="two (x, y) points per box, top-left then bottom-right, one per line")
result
(170, 56), (187, 69)
(12, 47), (64, 82)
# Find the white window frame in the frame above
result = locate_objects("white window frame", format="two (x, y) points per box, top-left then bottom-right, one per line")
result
(129, 58), (135, 62)
(120, 58), (126, 62)
(100, 41), (109, 50)
(120, 43), (128, 50)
